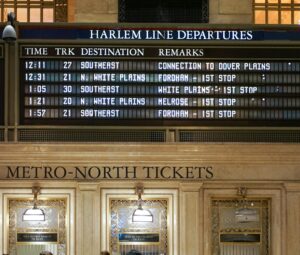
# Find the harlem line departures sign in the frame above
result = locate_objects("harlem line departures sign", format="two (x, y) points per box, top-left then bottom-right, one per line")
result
(18, 26), (300, 126)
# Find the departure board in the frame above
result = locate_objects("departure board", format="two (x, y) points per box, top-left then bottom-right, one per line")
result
(0, 44), (4, 125)
(20, 44), (300, 126)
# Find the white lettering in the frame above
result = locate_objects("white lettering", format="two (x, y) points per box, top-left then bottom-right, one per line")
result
(80, 109), (120, 118)
(158, 62), (202, 70)
(157, 98), (189, 106)
(218, 110), (237, 118)
(158, 110), (189, 118)
(158, 74), (189, 82)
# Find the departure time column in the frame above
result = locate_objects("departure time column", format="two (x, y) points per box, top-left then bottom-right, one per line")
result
(23, 47), (51, 119)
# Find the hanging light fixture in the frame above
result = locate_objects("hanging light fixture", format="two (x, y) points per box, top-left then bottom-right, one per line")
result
(2, 12), (17, 42)
(132, 185), (153, 222)
(235, 187), (259, 223)
(23, 186), (45, 221)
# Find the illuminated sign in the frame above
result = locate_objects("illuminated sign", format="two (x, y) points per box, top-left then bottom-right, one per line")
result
(119, 233), (160, 243)
(17, 233), (58, 243)
(19, 43), (300, 126)
(18, 26), (300, 41)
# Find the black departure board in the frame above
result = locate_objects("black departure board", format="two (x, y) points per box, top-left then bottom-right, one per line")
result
(20, 44), (300, 126)
(0, 44), (4, 125)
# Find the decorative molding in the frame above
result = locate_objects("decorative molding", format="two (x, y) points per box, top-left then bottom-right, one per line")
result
(180, 183), (203, 192)
(1, 144), (300, 164)
(78, 184), (98, 191)
(284, 183), (300, 192)
(9, 199), (67, 255)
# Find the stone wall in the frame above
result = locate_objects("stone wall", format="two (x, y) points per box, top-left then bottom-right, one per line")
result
(71, 0), (253, 24)
(74, 0), (118, 22)
(210, 0), (252, 24)
(0, 143), (299, 254)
